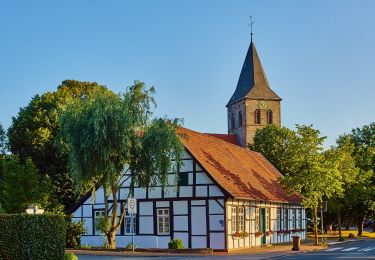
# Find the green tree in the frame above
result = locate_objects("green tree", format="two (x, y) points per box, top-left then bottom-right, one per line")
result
(325, 136), (361, 240)
(339, 123), (375, 235)
(0, 156), (61, 213)
(7, 80), (112, 210)
(0, 123), (6, 154)
(58, 81), (184, 248)
(249, 124), (300, 175)
(251, 125), (344, 245)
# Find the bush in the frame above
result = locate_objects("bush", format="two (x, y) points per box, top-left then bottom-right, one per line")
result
(0, 214), (66, 259)
(64, 252), (78, 260)
(126, 242), (137, 249)
(66, 218), (86, 248)
(168, 238), (184, 249)
(348, 233), (355, 238)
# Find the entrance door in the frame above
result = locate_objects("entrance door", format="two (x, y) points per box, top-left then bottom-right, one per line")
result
(260, 208), (266, 245)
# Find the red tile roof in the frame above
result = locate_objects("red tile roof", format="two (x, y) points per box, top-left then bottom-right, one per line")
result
(205, 133), (239, 145)
(178, 127), (301, 203)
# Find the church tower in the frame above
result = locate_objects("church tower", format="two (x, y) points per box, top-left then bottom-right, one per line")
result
(227, 36), (281, 147)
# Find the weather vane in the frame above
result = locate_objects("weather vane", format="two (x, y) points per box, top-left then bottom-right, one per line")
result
(249, 15), (255, 42)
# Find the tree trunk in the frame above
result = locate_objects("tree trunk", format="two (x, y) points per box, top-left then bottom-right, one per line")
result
(337, 210), (342, 241)
(357, 215), (364, 237)
(107, 232), (116, 249)
(313, 206), (318, 245)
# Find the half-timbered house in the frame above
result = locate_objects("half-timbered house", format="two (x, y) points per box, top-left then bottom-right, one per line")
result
(69, 36), (307, 251)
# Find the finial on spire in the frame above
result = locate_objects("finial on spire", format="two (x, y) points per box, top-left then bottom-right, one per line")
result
(249, 15), (255, 42)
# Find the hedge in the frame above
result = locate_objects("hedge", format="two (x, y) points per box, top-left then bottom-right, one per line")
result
(0, 214), (66, 260)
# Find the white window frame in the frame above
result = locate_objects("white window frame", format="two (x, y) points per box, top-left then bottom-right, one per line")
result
(277, 208), (281, 230)
(157, 208), (170, 235)
(255, 208), (260, 232)
(291, 209), (296, 229)
(238, 207), (245, 232)
(125, 211), (136, 235)
(231, 207), (237, 233)
(266, 208), (270, 231)
(283, 209), (288, 230)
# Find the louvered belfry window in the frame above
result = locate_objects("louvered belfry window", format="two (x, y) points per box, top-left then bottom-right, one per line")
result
(255, 109), (261, 124)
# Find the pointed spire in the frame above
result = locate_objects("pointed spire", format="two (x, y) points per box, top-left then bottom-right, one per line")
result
(227, 38), (281, 106)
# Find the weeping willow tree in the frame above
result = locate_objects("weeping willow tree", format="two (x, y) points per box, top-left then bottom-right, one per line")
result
(58, 81), (184, 248)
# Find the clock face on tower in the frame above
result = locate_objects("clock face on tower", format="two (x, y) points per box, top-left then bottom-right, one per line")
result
(259, 101), (268, 109)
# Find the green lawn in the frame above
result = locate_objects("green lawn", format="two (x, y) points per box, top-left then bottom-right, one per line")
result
(307, 230), (375, 239)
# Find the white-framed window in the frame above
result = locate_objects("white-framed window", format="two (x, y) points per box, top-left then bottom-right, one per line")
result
(231, 207), (237, 233)
(94, 210), (106, 234)
(283, 209), (288, 230)
(255, 208), (260, 232)
(266, 208), (270, 231)
(277, 208), (281, 230)
(296, 209), (301, 229)
(238, 207), (245, 232)
(291, 209), (296, 229)
(157, 208), (170, 235)
(125, 212), (136, 235)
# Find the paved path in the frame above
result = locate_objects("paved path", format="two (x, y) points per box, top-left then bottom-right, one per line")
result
(75, 240), (375, 260)
(281, 239), (375, 260)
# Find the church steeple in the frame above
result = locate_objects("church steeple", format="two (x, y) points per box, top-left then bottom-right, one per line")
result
(227, 41), (281, 107)
(227, 37), (282, 147)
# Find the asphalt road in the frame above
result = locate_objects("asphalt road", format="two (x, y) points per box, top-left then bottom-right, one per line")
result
(76, 240), (375, 260)
(281, 239), (375, 260)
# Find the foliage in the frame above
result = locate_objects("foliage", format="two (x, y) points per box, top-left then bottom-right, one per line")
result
(249, 124), (300, 175)
(251, 124), (345, 245)
(326, 136), (368, 239)
(0, 214), (66, 260)
(168, 238), (184, 249)
(64, 252), (78, 260)
(0, 156), (62, 213)
(337, 123), (375, 234)
(0, 123), (6, 154)
(58, 81), (184, 248)
(7, 80), (112, 210)
(66, 217), (86, 248)
(126, 243), (137, 249)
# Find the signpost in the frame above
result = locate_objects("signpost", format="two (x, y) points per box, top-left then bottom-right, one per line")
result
(127, 198), (137, 253)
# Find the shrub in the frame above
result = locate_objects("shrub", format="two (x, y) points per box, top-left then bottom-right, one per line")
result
(64, 252), (78, 260)
(168, 238), (184, 249)
(126, 242), (137, 249)
(0, 214), (66, 259)
(348, 233), (355, 238)
(66, 218), (86, 248)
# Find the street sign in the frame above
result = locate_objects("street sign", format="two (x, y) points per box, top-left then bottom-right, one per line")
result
(127, 198), (137, 214)
(321, 201), (328, 212)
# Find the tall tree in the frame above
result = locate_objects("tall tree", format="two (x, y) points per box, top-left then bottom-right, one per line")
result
(341, 123), (375, 234)
(58, 81), (184, 248)
(249, 124), (300, 175)
(7, 80), (112, 210)
(325, 136), (361, 240)
(251, 125), (344, 245)
(0, 156), (61, 213)
(0, 123), (6, 154)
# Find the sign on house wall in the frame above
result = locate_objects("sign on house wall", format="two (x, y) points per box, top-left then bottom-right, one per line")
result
(128, 198), (137, 214)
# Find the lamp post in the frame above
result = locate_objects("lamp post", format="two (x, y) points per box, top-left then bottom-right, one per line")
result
(26, 205), (44, 215)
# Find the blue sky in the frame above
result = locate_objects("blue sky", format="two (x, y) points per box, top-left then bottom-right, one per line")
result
(0, 0), (374, 147)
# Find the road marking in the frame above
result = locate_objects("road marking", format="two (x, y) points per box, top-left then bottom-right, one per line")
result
(325, 247), (343, 251)
(359, 247), (375, 252)
(341, 247), (359, 251)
